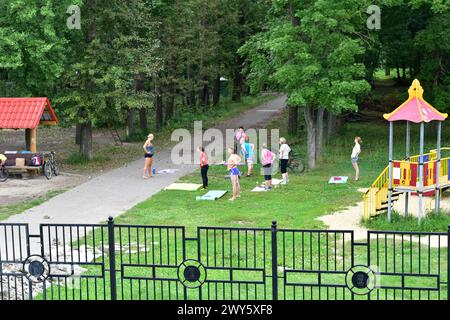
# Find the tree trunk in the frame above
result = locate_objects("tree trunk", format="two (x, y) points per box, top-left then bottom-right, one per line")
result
(327, 111), (336, 144)
(165, 95), (174, 122)
(288, 105), (298, 135)
(385, 67), (391, 76)
(212, 74), (220, 107)
(335, 114), (342, 134)
(304, 106), (316, 169)
(139, 109), (148, 133)
(80, 120), (93, 159)
(126, 108), (136, 138)
(200, 79), (209, 107)
(75, 124), (81, 145)
(155, 92), (164, 131)
(232, 69), (243, 102)
(316, 108), (324, 159)
(134, 74), (147, 133)
(232, 6), (246, 102)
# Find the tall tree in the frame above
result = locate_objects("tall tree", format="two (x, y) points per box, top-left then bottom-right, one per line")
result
(0, 0), (72, 97)
(240, 0), (370, 168)
(57, 0), (160, 157)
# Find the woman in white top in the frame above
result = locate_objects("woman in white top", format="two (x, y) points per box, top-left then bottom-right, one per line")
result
(351, 136), (362, 181)
(279, 137), (291, 184)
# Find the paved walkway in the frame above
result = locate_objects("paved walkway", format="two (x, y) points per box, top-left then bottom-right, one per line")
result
(4, 95), (287, 234)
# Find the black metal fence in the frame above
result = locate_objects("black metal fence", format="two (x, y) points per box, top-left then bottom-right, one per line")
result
(1, 218), (449, 300)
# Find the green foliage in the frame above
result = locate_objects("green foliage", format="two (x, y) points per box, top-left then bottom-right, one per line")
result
(240, 0), (371, 112)
(56, 0), (160, 126)
(0, 0), (73, 96)
(379, 1), (449, 109)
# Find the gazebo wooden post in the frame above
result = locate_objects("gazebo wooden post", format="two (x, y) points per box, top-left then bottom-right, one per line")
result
(418, 122), (424, 224)
(30, 128), (37, 153)
(388, 121), (394, 223)
(405, 121), (410, 217)
(25, 129), (31, 151)
(435, 121), (441, 211)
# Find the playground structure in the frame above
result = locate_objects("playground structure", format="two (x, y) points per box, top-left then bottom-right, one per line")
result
(363, 80), (449, 222)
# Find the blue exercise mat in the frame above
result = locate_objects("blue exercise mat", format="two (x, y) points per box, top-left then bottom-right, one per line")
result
(196, 190), (227, 201)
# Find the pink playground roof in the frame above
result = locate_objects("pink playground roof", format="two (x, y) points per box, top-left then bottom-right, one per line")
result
(383, 79), (448, 123)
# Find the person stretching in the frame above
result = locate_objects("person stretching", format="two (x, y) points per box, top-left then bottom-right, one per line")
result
(279, 137), (291, 185)
(143, 133), (154, 179)
(351, 136), (362, 181)
(198, 147), (209, 189)
(242, 136), (255, 177)
(227, 148), (241, 201)
(261, 144), (276, 190)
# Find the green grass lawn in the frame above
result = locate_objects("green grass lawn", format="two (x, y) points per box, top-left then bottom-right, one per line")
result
(29, 108), (450, 301)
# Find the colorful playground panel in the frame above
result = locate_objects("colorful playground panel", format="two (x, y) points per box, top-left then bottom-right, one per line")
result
(393, 158), (450, 188)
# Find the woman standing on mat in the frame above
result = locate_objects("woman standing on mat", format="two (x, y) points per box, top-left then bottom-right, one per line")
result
(261, 144), (276, 190)
(351, 136), (362, 181)
(279, 137), (291, 184)
(227, 148), (241, 201)
(143, 133), (154, 179)
(242, 136), (255, 177)
(197, 147), (209, 189)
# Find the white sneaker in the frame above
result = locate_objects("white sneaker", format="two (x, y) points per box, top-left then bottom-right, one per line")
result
(280, 181), (287, 185)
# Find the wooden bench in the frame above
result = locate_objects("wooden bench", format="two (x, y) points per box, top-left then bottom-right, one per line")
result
(3, 153), (40, 176)
(6, 166), (40, 171)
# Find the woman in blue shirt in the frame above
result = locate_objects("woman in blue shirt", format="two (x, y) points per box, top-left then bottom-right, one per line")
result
(241, 136), (255, 177)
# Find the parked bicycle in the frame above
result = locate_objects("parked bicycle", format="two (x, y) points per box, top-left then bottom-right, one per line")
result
(286, 150), (305, 175)
(41, 151), (60, 180)
(0, 160), (8, 182)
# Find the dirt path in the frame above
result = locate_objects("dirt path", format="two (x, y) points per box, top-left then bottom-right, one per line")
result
(3, 95), (287, 234)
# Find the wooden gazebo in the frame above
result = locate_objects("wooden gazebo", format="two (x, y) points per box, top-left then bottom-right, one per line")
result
(0, 98), (58, 152)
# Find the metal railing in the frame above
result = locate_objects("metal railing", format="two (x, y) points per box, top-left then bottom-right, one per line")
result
(1, 219), (449, 300)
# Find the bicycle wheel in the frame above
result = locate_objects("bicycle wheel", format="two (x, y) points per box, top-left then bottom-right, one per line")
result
(288, 159), (305, 175)
(43, 161), (53, 180)
(52, 160), (60, 176)
(0, 167), (8, 182)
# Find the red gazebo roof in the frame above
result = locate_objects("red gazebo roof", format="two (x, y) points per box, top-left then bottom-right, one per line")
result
(0, 97), (58, 129)
(383, 80), (448, 123)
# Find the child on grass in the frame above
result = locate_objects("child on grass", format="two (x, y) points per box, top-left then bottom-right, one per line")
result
(197, 147), (209, 189)
(279, 137), (291, 184)
(261, 144), (276, 190)
(242, 136), (255, 177)
(351, 136), (362, 181)
(227, 148), (241, 201)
